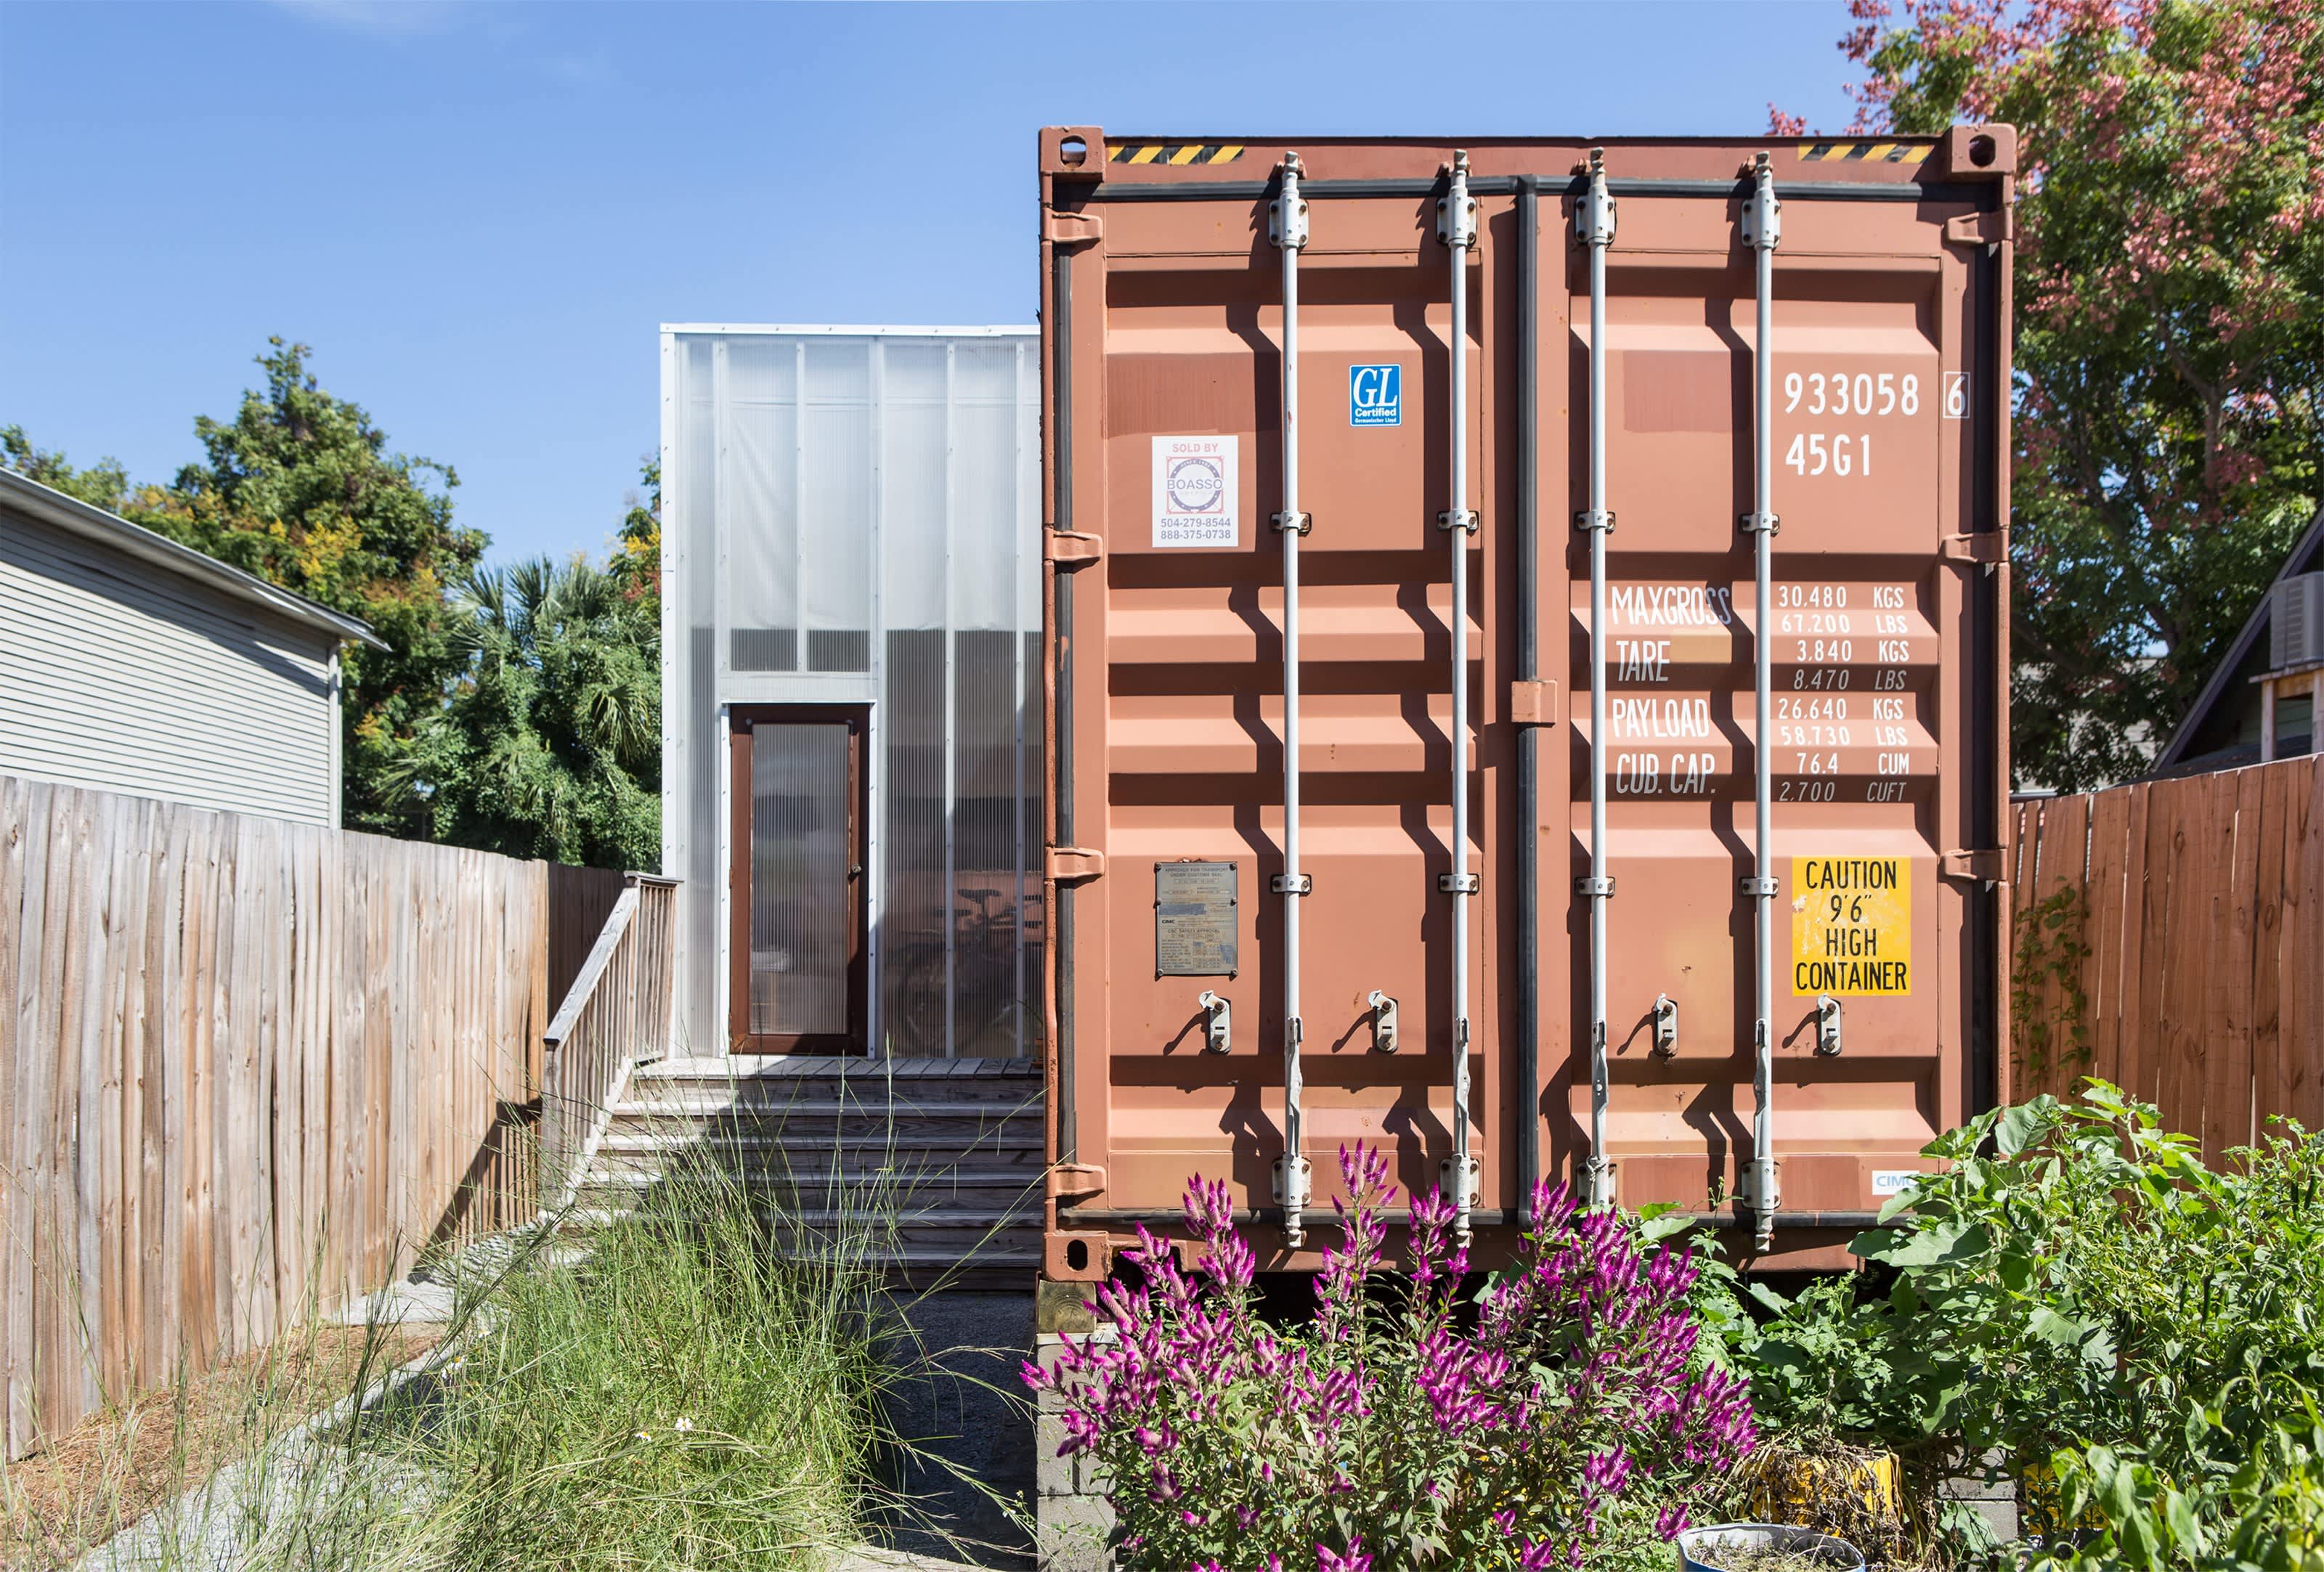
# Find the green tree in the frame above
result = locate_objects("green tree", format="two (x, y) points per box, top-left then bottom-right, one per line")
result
(6, 339), (487, 831)
(404, 537), (662, 871)
(1795, 0), (2324, 790)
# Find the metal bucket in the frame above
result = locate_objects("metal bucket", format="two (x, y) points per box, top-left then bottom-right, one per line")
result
(1676, 1523), (1868, 1572)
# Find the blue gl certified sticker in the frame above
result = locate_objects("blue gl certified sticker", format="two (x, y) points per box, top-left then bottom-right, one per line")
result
(1349, 363), (1402, 427)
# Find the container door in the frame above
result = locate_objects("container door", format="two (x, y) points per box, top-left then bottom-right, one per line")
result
(1560, 177), (1982, 1231)
(1054, 176), (1511, 1234)
(728, 708), (866, 1052)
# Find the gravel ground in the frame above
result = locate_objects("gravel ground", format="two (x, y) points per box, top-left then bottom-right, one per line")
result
(871, 1290), (1037, 1571)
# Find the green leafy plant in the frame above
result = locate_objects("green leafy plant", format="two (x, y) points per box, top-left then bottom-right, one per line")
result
(2011, 882), (2095, 1092)
(2032, 1399), (2324, 1572)
(394, 550), (662, 870)
(1723, 1083), (2324, 1565)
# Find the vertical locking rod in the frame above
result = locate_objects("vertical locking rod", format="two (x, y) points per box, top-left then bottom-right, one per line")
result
(1438, 150), (1479, 1241)
(1743, 152), (1783, 1253)
(1576, 149), (1617, 1208)
(1272, 153), (1313, 1245)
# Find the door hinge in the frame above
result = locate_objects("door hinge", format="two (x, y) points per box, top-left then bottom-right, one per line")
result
(1941, 531), (2006, 567)
(1047, 846), (1106, 883)
(1046, 529), (1103, 566)
(1941, 848), (2005, 883)
(1510, 677), (1560, 727)
(1943, 210), (2015, 248)
(1044, 208), (1103, 247)
(1047, 1163), (1108, 1202)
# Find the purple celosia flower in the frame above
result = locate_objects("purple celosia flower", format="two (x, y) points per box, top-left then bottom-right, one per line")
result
(1023, 1142), (1752, 1569)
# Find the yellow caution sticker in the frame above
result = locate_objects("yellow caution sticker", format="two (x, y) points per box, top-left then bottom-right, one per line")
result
(1792, 856), (1911, 995)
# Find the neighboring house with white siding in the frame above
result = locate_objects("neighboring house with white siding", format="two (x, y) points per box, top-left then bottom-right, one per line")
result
(0, 467), (385, 827)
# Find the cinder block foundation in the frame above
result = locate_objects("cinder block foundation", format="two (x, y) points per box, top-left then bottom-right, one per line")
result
(1031, 1329), (1116, 1572)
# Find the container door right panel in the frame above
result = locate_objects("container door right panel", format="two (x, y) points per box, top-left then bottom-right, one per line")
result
(1565, 184), (1975, 1218)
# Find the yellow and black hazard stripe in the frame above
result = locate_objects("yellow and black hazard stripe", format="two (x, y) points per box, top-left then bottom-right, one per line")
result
(1108, 142), (1246, 167)
(1799, 140), (1933, 163)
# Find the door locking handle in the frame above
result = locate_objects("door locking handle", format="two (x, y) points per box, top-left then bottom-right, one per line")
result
(1196, 990), (1232, 1054)
(1816, 995), (1842, 1056)
(1367, 990), (1399, 1054)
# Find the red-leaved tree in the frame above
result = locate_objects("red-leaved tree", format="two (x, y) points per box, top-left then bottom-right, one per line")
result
(1789, 0), (2324, 789)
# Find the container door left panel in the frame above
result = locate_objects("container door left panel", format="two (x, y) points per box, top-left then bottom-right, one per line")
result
(729, 709), (866, 1051)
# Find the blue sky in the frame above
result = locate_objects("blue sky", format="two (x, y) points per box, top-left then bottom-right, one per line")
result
(1, 1), (1864, 565)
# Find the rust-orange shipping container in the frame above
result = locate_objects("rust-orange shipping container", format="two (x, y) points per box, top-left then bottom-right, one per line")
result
(1038, 128), (2015, 1284)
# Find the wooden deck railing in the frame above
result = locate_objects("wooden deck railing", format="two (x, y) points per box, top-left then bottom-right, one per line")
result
(540, 873), (678, 1208)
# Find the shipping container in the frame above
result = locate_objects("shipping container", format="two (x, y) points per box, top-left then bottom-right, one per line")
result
(1036, 128), (2016, 1281)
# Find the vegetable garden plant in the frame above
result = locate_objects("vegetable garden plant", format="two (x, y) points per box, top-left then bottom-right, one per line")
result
(1725, 1083), (2324, 1572)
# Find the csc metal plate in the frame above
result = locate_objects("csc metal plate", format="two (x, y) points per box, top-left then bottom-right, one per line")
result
(1155, 861), (1237, 977)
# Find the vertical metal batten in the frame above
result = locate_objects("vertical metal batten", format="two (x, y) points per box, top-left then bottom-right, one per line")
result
(1742, 153), (1783, 1253)
(1051, 248), (1076, 1164)
(712, 337), (733, 1046)
(1270, 155), (1313, 1245)
(1438, 151), (1479, 1241)
(1011, 343), (1028, 1057)
(942, 343), (958, 1058)
(1575, 151), (1617, 1207)
(1514, 175), (1540, 1229)
(1970, 219), (2005, 1115)
(866, 340), (887, 1059)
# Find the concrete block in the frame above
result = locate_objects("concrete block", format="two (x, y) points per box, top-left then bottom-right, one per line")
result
(1941, 1452), (2020, 1545)
(1036, 1492), (1116, 1572)
(1036, 1410), (1076, 1498)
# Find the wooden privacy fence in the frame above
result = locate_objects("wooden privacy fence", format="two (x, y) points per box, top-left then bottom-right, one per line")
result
(0, 775), (665, 1460)
(2010, 754), (2323, 1162)
(540, 873), (676, 1208)
(547, 863), (631, 1011)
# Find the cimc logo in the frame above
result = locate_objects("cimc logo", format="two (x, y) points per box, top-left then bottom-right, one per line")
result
(1349, 364), (1402, 427)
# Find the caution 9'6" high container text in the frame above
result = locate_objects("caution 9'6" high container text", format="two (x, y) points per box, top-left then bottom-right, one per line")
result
(1036, 126), (2016, 1287)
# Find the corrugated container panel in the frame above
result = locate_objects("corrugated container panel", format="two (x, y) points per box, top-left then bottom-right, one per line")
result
(1039, 128), (2017, 1274)
(0, 508), (339, 826)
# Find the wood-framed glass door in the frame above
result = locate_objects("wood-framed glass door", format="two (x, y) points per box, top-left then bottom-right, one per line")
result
(729, 706), (866, 1052)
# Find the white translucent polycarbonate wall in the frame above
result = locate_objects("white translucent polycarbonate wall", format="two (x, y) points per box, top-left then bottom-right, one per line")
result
(663, 328), (1042, 1059)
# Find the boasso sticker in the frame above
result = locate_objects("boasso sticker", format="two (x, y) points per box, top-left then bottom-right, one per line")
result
(1790, 855), (1911, 995)
(1151, 435), (1239, 547)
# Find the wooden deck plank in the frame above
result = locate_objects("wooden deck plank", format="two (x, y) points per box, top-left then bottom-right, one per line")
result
(2083, 786), (2134, 1097)
(2131, 779), (2176, 1111)
(2208, 767), (2267, 1160)
(0, 776), (32, 1458)
(2287, 759), (2323, 1132)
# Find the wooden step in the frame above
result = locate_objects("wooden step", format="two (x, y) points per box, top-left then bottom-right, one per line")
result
(590, 1148), (1041, 1186)
(555, 1194), (1043, 1271)
(604, 1109), (1039, 1149)
(595, 1128), (1041, 1165)
(623, 1056), (1044, 1107)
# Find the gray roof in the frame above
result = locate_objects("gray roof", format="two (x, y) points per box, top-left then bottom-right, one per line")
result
(0, 466), (389, 651)
(2153, 500), (2324, 768)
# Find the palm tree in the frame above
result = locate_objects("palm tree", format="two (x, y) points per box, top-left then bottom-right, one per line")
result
(395, 555), (660, 868)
